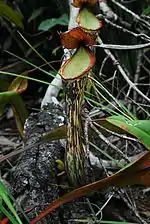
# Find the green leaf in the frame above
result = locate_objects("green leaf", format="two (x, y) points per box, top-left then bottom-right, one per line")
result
(38, 13), (69, 31)
(0, 91), (28, 136)
(28, 7), (46, 23)
(0, 2), (24, 28)
(8, 73), (28, 94)
(142, 6), (150, 15)
(0, 180), (23, 224)
(0, 205), (20, 224)
(77, 7), (102, 31)
(0, 80), (9, 91)
(99, 221), (136, 224)
(72, 220), (135, 224)
(0, 91), (17, 115)
(41, 125), (67, 142)
(30, 151), (150, 224)
(60, 46), (95, 80)
(107, 116), (150, 150)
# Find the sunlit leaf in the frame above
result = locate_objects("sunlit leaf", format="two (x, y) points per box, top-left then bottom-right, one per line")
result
(77, 7), (102, 31)
(38, 13), (68, 31)
(0, 180), (23, 224)
(30, 151), (150, 224)
(107, 116), (150, 150)
(8, 73), (28, 94)
(0, 2), (24, 28)
(60, 27), (97, 49)
(60, 46), (95, 80)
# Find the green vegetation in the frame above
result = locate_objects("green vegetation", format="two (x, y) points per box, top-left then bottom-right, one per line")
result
(0, 0), (150, 223)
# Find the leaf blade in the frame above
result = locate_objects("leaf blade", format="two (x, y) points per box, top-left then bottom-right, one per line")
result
(30, 152), (150, 224)
(107, 116), (150, 150)
(38, 14), (68, 31)
(0, 2), (24, 28)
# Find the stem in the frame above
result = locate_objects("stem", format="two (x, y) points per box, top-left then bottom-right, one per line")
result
(65, 77), (88, 186)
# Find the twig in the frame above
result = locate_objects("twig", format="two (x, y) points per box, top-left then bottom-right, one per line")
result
(120, 0), (139, 3)
(99, 55), (109, 77)
(97, 37), (150, 104)
(118, 189), (148, 224)
(142, 64), (150, 76)
(133, 50), (143, 114)
(92, 120), (139, 143)
(99, 0), (117, 21)
(110, 0), (150, 30)
(99, 16), (150, 42)
(93, 42), (150, 50)
(90, 121), (129, 162)
(96, 192), (114, 217)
